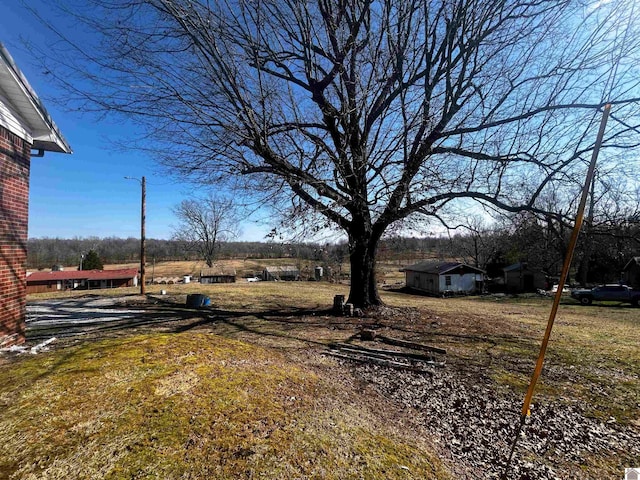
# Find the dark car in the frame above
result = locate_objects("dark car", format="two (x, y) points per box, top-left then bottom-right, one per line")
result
(570, 284), (640, 306)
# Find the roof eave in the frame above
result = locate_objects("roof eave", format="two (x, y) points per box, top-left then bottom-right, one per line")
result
(0, 43), (72, 154)
(406, 262), (485, 275)
(32, 132), (72, 154)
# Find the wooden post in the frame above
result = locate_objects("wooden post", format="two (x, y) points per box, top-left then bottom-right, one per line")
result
(333, 295), (345, 314)
(503, 104), (612, 478)
(140, 176), (146, 295)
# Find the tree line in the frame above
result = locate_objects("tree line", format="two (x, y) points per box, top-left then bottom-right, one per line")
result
(443, 211), (640, 286)
(28, 208), (640, 286)
(26, 237), (349, 270)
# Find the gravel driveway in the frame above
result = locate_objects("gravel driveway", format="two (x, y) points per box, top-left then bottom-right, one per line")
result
(27, 297), (141, 326)
(23, 295), (185, 345)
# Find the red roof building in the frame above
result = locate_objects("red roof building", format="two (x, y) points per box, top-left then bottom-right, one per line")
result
(26, 268), (139, 294)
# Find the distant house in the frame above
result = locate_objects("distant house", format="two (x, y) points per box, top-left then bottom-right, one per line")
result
(26, 268), (138, 294)
(404, 261), (484, 295)
(622, 257), (640, 288)
(503, 262), (546, 293)
(0, 44), (72, 347)
(263, 265), (300, 281)
(199, 266), (236, 284)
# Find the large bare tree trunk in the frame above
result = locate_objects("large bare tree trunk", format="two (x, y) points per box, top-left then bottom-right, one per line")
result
(347, 227), (383, 308)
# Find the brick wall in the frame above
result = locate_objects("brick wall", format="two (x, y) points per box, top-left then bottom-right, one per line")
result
(0, 125), (31, 347)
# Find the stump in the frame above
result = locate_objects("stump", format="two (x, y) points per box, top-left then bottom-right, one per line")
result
(333, 295), (345, 314)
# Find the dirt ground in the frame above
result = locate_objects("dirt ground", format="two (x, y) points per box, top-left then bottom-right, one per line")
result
(9, 291), (640, 479)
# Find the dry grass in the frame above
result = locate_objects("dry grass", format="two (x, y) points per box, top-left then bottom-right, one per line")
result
(75, 258), (410, 281)
(380, 291), (640, 424)
(0, 333), (449, 480)
(19, 277), (640, 477)
(96, 258), (347, 279)
(27, 280), (640, 424)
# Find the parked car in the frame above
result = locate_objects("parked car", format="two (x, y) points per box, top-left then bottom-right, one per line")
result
(570, 284), (640, 306)
(537, 284), (570, 296)
(246, 276), (261, 282)
(550, 284), (570, 294)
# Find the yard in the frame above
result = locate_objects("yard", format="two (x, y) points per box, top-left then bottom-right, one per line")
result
(2, 281), (638, 479)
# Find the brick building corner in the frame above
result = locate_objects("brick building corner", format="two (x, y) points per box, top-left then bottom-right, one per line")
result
(0, 44), (71, 347)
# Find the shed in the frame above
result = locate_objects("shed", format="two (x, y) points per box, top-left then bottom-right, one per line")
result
(622, 257), (640, 288)
(199, 266), (237, 284)
(26, 268), (138, 294)
(0, 44), (71, 347)
(404, 261), (484, 295)
(503, 262), (546, 293)
(263, 265), (300, 281)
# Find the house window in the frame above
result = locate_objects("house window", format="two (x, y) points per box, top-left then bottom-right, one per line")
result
(445, 275), (452, 286)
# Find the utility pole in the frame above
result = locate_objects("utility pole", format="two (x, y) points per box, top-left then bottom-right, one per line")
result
(125, 176), (146, 295)
(140, 176), (146, 295)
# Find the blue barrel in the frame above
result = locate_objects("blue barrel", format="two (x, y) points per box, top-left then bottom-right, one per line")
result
(186, 294), (210, 307)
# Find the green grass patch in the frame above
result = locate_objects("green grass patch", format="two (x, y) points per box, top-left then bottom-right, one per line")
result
(0, 333), (449, 479)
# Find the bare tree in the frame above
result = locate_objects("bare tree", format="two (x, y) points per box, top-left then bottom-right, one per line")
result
(447, 216), (503, 270)
(576, 172), (640, 284)
(172, 196), (240, 267)
(31, 0), (640, 307)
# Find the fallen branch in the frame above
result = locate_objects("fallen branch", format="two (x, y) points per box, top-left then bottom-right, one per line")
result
(376, 335), (447, 355)
(324, 350), (434, 374)
(330, 342), (444, 366)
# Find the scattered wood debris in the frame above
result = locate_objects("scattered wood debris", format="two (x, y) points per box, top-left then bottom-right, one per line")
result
(325, 336), (445, 373)
(375, 334), (447, 355)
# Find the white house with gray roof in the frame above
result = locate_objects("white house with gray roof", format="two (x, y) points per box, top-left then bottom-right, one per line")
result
(404, 261), (484, 295)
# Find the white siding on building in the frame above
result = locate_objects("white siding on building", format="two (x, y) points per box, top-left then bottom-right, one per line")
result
(439, 273), (481, 293)
(0, 93), (32, 143)
(405, 264), (483, 295)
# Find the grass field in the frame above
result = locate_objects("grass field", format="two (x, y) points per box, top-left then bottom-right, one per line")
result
(1, 332), (450, 479)
(47, 257), (410, 282)
(110, 258), (319, 278)
(25, 279), (640, 424)
(8, 269), (640, 478)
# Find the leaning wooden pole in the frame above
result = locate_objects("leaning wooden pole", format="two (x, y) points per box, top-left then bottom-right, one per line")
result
(502, 103), (611, 478)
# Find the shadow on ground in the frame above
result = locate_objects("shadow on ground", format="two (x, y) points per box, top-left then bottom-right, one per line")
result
(25, 294), (365, 350)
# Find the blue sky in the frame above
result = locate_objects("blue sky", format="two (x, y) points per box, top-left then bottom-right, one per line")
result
(1, 0), (270, 241)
